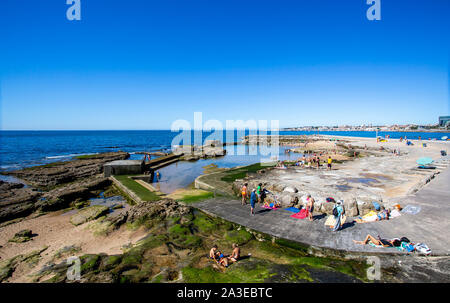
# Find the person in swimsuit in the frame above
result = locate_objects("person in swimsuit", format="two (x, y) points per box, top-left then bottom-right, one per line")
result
(355, 209), (390, 223)
(353, 234), (402, 247)
(306, 194), (315, 221)
(241, 183), (248, 206)
(228, 243), (240, 262)
(216, 250), (229, 267)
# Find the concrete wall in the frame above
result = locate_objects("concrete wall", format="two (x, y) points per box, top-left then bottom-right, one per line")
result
(104, 160), (144, 177)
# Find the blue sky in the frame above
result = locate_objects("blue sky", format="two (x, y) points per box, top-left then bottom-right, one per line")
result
(0, 0), (449, 130)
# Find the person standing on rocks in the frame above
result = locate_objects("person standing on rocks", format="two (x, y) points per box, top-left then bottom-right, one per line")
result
(250, 189), (257, 216)
(332, 201), (345, 232)
(256, 183), (262, 203)
(241, 183), (248, 206)
(306, 194), (315, 221)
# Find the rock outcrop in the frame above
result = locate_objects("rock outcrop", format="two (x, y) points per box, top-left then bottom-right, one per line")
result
(126, 199), (191, 223)
(70, 205), (110, 226)
(0, 152), (128, 224)
(0, 181), (41, 223)
(6, 151), (129, 189)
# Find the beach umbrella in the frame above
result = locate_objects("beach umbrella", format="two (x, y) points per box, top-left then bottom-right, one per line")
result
(416, 157), (433, 166)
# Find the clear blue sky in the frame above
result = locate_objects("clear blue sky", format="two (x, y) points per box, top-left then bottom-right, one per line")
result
(0, 0), (449, 130)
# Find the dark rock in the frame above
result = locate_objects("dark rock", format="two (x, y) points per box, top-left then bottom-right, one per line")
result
(6, 152), (129, 189)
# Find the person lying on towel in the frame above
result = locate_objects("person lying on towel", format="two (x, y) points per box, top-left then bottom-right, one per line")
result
(355, 209), (390, 223)
(353, 234), (402, 247)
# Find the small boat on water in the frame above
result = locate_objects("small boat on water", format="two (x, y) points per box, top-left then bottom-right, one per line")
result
(442, 136), (448, 141)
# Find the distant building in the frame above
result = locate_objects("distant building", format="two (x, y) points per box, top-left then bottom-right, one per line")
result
(439, 116), (450, 127)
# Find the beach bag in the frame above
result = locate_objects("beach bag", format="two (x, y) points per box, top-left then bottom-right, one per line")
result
(326, 197), (335, 203)
(401, 242), (415, 253)
(414, 243), (431, 255)
(372, 201), (381, 211)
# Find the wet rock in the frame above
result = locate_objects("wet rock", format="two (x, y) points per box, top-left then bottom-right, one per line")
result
(6, 151), (129, 189)
(0, 182), (41, 224)
(70, 205), (109, 226)
(37, 177), (112, 212)
(0, 152), (127, 224)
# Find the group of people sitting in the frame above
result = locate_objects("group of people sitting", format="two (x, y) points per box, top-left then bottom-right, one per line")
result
(209, 243), (241, 268)
(293, 155), (333, 170)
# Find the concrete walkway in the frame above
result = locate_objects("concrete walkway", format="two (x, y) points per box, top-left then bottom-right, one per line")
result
(193, 161), (450, 256)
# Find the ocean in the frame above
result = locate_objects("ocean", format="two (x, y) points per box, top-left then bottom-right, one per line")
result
(1, 130), (449, 172)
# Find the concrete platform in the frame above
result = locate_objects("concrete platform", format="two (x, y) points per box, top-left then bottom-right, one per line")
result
(193, 165), (450, 256)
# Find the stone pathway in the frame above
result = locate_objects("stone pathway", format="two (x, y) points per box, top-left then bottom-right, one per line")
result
(193, 159), (450, 256)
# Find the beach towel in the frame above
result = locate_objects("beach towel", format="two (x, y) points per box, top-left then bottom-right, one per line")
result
(290, 208), (309, 219)
(262, 205), (278, 210)
(362, 210), (378, 219)
(369, 242), (385, 248)
(285, 207), (300, 213)
(401, 205), (421, 215)
(324, 215), (336, 226)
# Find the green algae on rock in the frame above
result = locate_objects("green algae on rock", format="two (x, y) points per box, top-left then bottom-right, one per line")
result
(70, 205), (109, 226)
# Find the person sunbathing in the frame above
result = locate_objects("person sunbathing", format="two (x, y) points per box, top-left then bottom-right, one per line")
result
(228, 243), (241, 262)
(355, 209), (390, 223)
(353, 234), (402, 247)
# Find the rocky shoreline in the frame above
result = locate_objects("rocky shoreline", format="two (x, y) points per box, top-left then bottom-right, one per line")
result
(0, 152), (129, 225)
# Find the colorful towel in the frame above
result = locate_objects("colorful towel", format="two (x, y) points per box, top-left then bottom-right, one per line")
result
(262, 205), (278, 210)
(369, 242), (385, 248)
(291, 208), (309, 219)
(285, 207), (300, 213)
(362, 210), (378, 219)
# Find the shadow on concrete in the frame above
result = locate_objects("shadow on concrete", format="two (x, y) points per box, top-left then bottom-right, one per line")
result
(256, 209), (272, 214)
(341, 221), (356, 230)
(312, 214), (326, 220)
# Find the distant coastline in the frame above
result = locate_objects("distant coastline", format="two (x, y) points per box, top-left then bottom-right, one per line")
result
(282, 129), (450, 133)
